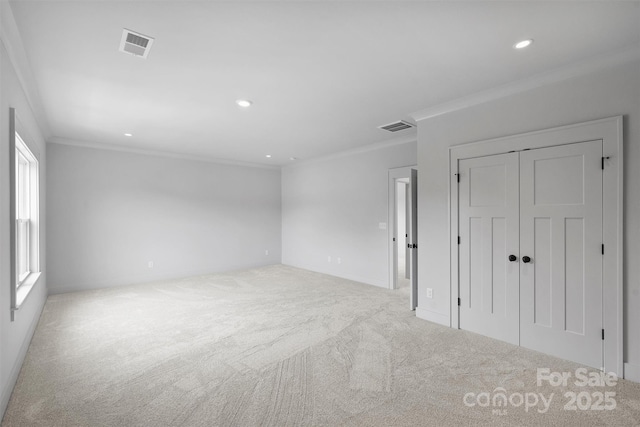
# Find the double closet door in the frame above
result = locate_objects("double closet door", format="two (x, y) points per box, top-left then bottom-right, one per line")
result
(457, 140), (603, 369)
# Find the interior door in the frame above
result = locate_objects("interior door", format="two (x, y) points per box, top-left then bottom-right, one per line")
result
(458, 153), (520, 345)
(519, 140), (603, 368)
(409, 169), (418, 310)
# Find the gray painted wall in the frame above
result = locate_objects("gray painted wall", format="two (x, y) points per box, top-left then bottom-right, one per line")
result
(282, 141), (417, 287)
(47, 144), (282, 294)
(0, 28), (48, 418)
(416, 59), (640, 375)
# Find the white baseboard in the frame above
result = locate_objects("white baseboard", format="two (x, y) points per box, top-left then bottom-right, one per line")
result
(0, 297), (46, 418)
(415, 307), (450, 327)
(624, 362), (640, 382)
(48, 262), (280, 295)
(280, 263), (386, 289)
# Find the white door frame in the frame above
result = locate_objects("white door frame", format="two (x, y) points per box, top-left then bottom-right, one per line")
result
(388, 166), (418, 309)
(449, 116), (623, 377)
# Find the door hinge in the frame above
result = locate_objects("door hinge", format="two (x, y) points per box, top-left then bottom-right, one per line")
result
(393, 237), (396, 242)
(455, 173), (460, 183)
(602, 329), (605, 340)
(602, 244), (605, 255)
(458, 297), (461, 306)
(458, 236), (461, 245)
(412, 243), (417, 249)
(602, 156), (610, 170)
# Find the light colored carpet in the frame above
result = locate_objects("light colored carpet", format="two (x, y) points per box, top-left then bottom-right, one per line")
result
(3, 264), (640, 426)
(397, 262), (410, 290)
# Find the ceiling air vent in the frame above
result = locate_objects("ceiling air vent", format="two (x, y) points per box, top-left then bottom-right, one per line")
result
(119, 29), (154, 59)
(378, 120), (415, 133)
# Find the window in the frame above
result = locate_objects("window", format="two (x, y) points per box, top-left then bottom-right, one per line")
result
(17, 146), (31, 285)
(14, 132), (40, 294)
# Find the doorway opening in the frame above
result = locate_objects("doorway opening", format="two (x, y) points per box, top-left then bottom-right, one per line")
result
(396, 179), (410, 291)
(388, 166), (418, 310)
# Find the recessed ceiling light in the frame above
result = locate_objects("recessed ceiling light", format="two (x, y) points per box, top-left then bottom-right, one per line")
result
(514, 39), (533, 49)
(124, 133), (133, 137)
(236, 99), (253, 108)
(265, 154), (272, 158)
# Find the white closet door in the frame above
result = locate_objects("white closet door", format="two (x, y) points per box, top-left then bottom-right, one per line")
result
(519, 140), (603, 368)
(458, 152), (520, 345)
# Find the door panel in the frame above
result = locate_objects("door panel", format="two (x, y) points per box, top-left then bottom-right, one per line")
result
(533, 155), (585, 205)
(533, 217), (552, 327)
(458, 153), (519, 345)
(491, 217), (507, 316)
(565, 217), (585, 335)
(519, 141), (603, 368)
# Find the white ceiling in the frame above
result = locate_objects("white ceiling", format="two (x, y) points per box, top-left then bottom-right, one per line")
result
(9, 1), (640, 166)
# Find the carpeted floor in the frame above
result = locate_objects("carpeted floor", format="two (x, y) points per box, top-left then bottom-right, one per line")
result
(3, 264), (640, 426)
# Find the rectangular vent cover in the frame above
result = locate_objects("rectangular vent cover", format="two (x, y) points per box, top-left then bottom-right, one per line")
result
(119, 29), (154, 59)
(378, 120), (415, 132)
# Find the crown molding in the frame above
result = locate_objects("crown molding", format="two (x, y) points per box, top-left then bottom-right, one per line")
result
(0, 1), (51, 138)
(283, 133), (417, 169)
(48, 137), (280, 170)
(50, 134), (416, 172)
(410, 46), (640, 123)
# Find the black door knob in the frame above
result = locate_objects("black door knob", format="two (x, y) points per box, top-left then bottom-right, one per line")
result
(508, 255), (517, 262)
(522, 256), (531, 263)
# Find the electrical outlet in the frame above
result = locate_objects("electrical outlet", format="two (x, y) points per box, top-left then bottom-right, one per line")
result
(328, 256), (332, 263)
(337, 257), (342, 264)
(148, 261), (154, 269)
(265, 249), (269, 256)
(426, 288), (433, 298)
(379, 222), (387, 230)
